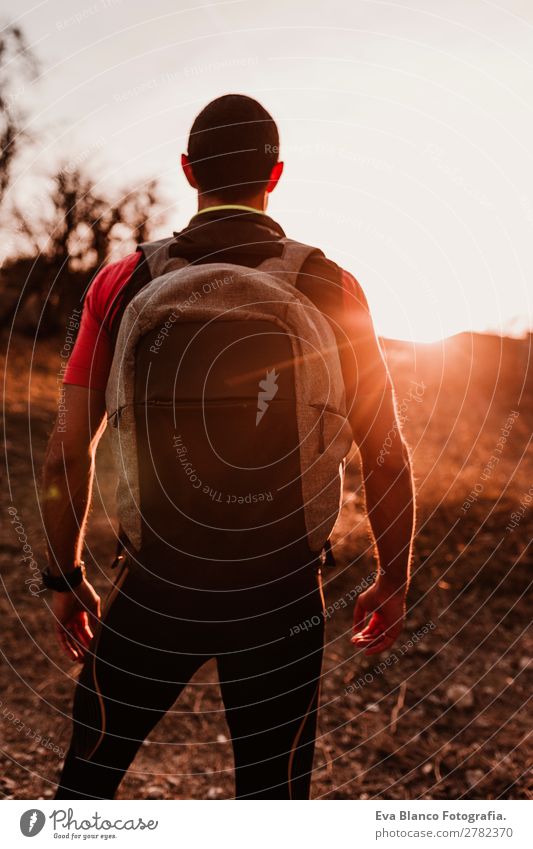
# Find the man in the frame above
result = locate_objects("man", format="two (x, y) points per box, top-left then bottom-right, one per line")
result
(42, 94), (414, 800)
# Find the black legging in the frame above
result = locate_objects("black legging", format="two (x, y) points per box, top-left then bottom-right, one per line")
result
(56, 556), (325, 800)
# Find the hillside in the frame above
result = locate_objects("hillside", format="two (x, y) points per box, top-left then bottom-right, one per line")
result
(1, 331), (531, 799)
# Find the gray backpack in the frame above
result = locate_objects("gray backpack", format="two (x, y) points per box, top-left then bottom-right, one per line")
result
(106, 237), (353, 567)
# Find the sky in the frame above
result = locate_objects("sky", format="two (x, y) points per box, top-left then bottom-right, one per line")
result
(3, 0), (533, 341)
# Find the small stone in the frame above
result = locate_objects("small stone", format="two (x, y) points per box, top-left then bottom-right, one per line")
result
(366, 703), (380, 713)
(466, 769), (484, 788)
(207, 786), (223, 799)
(216, 733), (227, 743)
(518, 657), (530, 670)
(146, 785), (165, 799)
(446, 684), (474, 708)
(421, 763), (433, 775)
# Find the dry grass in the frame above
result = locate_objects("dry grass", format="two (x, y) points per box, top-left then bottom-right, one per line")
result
(0, 331), (531, 799)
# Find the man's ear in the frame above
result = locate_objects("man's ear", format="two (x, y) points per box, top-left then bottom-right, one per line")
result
(266, 161), (284, 194)
(181, 153), (199, 189)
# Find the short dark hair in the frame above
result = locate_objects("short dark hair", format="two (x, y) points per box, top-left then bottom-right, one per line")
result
(187, 94), (279, 202)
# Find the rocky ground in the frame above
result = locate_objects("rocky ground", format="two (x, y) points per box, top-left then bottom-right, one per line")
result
(1, 332), (531, 799)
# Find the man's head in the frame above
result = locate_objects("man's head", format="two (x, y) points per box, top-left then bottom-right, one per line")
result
(182, 94), (284, 210)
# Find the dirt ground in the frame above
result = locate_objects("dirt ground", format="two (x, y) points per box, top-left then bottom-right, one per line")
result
(1, 331), (531, 799)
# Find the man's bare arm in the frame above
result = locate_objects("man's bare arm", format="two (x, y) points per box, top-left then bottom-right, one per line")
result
(43, 384), (106, 570)
(340, 309), (416, 655)
(42, 384), (107, 662)
(353, 378), (415, 592)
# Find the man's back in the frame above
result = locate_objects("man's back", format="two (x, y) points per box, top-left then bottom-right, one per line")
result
(44, 95), (414, 801)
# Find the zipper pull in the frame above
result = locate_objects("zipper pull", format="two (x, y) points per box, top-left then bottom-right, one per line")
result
(108, 408), (121, 428)
(318, 411), (325, 453)
(322, 538), (336, 567)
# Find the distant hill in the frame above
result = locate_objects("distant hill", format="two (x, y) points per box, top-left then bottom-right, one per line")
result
(382, 332), (532, 409)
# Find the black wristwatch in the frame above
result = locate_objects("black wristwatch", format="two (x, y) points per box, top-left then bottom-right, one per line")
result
(41, 563), (86, 592)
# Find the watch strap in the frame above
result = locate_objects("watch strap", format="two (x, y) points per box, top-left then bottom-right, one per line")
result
(41, 563), (86, 592)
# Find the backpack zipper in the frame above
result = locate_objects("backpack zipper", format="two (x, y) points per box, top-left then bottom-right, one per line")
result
(108, 398), (269, 425)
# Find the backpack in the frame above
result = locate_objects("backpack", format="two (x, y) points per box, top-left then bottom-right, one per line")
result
(105, 236), (353, 568)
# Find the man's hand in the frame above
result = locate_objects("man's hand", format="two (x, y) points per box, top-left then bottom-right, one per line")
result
(351, 582), (406, 656)
(52, 578), (101, 663)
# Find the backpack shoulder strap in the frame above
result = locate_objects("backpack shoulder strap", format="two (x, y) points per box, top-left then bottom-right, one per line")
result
(139, 236), (189, 279)
(258, 238), (322, 282)
(109, 238), (189, 351)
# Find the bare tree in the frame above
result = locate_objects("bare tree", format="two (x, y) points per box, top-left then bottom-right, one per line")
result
(0, 24), (166, 334)
(119, 179), (163, 246)
(3, 164), (166, 333)
(0, 24), (38, 209)
(14, 168), (165, 270)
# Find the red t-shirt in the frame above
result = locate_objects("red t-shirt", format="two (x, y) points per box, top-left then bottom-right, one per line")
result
(64, 252), (141, 391)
